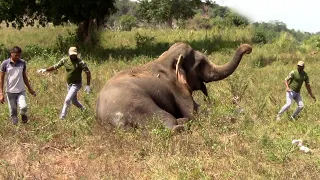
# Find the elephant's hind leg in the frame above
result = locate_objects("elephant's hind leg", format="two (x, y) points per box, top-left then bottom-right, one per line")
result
(177, 118), (189, 125)
(146, 107), (186, 133)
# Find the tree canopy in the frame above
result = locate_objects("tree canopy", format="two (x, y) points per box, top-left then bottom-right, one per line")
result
(0, 0), (39, 28)
(137, 0), (214, 27)
(0, 0), (117, 44)
(107, 0), (139, 29)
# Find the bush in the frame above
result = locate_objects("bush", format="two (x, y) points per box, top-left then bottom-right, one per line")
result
(54, 30), (78, 53)
(176, 19), (187, 29)
(253, 54), (277, 68)
(225, 12), (249, 27)
(211, 17), (226, 28)
(135, 32), (155, 49)
(1, 44), (55, 60)
(275, 32), (298, 52)
(0, 44), (9, 60)
(24, 45), (55, 59)
(187, 14), (213, 30)
(118, 15), (138, 31)
(252, 30), (267, 44)
(303, 35), (320, 50)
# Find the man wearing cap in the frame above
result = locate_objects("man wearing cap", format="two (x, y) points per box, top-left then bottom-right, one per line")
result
(37, 47), (91, 119)
(276, 61), (316, 121)
(0, 46), (37, 124)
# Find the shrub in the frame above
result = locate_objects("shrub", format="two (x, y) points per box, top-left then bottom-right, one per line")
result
(54, 28), (102, 54)
(275, 32), (298, 52)
(211, 16), (226, 28)
(303, 35), (320, 50)
(187, 14), (213, 30)
(176, 19), (187, 29)
(225, 12), (249, 27)
(253, 54), (277, 68)
(0, 44), (9, 60)
(54, 30), (78, 53)
(135, 32), (155, 48)
(24, 45), (55, 59)
(252, 30), (267, 44)
(118, 15), (138, 31)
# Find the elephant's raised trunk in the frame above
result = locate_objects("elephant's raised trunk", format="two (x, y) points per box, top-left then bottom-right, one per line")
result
(206, 44), (252, 82)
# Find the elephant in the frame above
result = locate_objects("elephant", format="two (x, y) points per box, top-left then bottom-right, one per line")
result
(96, 42), (252, 132)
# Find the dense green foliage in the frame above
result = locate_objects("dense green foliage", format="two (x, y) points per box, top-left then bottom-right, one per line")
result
(0, 0), (117, 28)
(0, 0), (39, 28)
(251, 21), (312, 44)
(136, 0), (214, 27)
(118, 15), (138, 31)
(0, 0), (117, 45)
(105, 0), (318, 47)
(107, 0), (139, 26)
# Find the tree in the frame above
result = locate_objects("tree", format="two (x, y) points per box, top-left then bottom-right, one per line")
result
(207, 3), (229, 18)
(107, 0), (139, 29)
(0, 0), (117, 45)
(118, 15), (138, 31)
(137, 0), (214, 28)
(252, 30), (267, 44)
(0, 0), (39, 28)
(225, 11), (249, 27)
(115, 0), (139, 16)
(268, 20), (287, 32)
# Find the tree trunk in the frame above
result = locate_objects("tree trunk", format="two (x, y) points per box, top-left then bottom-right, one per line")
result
(166, 18), (173, 28)
(77, 18), (99, 47)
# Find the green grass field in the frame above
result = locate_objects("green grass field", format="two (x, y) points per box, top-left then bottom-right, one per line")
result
(0, 26), (320, 179)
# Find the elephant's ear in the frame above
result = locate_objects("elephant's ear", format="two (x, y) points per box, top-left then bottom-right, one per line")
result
(175, 55), (187, 85)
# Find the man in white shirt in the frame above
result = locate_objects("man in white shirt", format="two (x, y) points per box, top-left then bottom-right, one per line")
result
(0, 46), (36, 124)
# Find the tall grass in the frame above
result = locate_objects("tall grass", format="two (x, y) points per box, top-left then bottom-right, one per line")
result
(0, 26), (320, 179)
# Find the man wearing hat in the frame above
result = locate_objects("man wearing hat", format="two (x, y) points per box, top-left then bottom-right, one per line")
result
(276, 61), (316, 121)
(37, 47), (91, 119)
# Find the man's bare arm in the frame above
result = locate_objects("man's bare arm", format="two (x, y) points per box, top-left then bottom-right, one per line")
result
(306, 83), (316, 100)
(23, 71), (36, 96)
(0, 72), (5, 103)
(284, 79), (291, 91)
(85, 71), (91, 86)
(0, 72), (4, 94)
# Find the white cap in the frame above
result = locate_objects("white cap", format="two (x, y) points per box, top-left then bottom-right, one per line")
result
(68, 47), (78, 56)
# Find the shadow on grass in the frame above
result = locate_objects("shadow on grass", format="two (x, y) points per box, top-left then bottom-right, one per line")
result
(81, 36), (244, 63)
(18, 36), (244, 62)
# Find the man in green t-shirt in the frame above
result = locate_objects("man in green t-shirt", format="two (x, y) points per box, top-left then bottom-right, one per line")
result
(276, 61), (316, 121)
(37, 47), (91, 119)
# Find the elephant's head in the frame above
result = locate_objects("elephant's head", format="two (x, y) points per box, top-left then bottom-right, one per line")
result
(159, 42), (252, 96)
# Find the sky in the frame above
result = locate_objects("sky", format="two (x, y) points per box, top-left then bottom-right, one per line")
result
(215, 0), (319, 33)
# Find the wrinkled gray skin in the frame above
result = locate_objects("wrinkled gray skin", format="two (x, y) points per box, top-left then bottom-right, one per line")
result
(97, 42), (252, 132)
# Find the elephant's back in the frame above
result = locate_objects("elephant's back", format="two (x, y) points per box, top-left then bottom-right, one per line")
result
(96, 76), (152, 125)
(97, 74), (179, 126)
